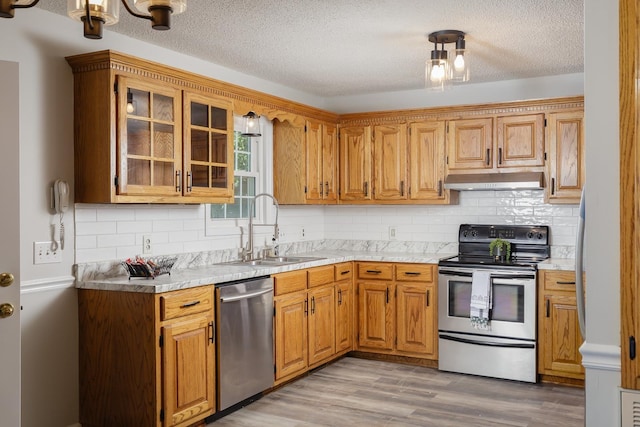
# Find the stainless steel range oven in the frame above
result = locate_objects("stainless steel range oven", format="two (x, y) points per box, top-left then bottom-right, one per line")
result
(438, 224), (549, 383)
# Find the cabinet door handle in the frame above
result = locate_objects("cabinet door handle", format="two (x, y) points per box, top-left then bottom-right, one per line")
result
(426, 289), (430, 307)
(366, 270), (382, 274)
(187, 171), (193, 193)
(180, 300), (200, 308)
(319, 182), (323, 196)
(546, 299), (550, 318)
(364, 181), (369, 197)
(386, 287), (390, 304)
(437, 180), (443, 197)
(304, 298), (308, 316)
(551, 177), (556, 195)
(486, 148), (491, 166)
(325, 181), (329, 197)
(400, 180), (405, 196)
(311, 296), (315, 314)
(175, 170), (182, 192)
(498, 147), (503, 165)
(338, 289), (342, 305)
(208, 321), (215, 344)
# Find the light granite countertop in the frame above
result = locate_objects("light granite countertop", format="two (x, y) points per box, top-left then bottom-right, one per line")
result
(76, 250), (576, 294)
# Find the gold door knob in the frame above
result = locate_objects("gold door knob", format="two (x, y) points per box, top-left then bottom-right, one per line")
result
(0, 273), (14, 287)
(0, 303), (14, 319)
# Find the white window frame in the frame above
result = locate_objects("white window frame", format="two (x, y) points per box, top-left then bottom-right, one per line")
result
(204, 116), (273, 238)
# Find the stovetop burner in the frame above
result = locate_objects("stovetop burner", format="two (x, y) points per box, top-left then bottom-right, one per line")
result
(439, 224), (550, 270)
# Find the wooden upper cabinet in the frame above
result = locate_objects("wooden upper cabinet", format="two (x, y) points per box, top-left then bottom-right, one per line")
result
(183, 91), (234, 202)
(373, 124), (408, 200)
(409, 121), (446, 201)
(305, 120), (337, 204)
(68, 53), (234, 203)
(447, 118), (494, 170)
(117, 76), (183, 198)
(273, 120), (306, 204)
(546, 110), (585, 203)
(496, 114), (545, 169)
(339, 125), (373, 201)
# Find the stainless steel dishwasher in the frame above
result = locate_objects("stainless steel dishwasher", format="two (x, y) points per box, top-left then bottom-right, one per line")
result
(216, 276), (274, 412)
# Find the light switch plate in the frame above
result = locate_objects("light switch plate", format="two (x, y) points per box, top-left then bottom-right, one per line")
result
(33, 241), (62, 264)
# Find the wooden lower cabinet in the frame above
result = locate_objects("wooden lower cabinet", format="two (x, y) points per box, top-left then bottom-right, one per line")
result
(273, 263), (354, 384)
(78, 286), (216, 427)
(356, 262), (437, 359)
(538, 270), (585, 382)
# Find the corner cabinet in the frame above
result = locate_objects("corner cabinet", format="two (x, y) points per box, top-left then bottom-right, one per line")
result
(78, 286), (216, 427)
(67, 50), (234, 204)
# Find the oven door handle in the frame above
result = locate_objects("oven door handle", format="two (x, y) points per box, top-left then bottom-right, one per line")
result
(439, 334), (535, 349)
(438, 270), (535, 280)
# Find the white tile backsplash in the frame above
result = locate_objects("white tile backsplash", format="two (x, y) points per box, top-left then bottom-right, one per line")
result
(74, 189), (578, 263)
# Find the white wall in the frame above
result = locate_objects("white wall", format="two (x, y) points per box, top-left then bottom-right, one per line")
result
(0, 6), (592, 427)
(582, 0), (621, 425)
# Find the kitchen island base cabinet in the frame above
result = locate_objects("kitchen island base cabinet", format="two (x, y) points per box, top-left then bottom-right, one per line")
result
(78, 286), (215, 427)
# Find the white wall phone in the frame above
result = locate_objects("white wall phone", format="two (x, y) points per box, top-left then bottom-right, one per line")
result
(51, 179), (69, 250)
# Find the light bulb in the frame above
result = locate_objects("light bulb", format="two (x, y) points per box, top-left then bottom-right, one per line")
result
(430, 63), (445, 83)
(454, 54), (465, 72)
(126, 102), (134, 114)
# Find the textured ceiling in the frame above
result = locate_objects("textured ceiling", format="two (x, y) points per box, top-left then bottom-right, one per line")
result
(37, 0), (584, 97)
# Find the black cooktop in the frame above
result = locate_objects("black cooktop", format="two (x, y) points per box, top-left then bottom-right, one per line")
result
(439, 224), (550, 269)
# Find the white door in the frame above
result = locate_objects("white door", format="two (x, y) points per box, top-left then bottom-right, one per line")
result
(0, 60), (22, 427)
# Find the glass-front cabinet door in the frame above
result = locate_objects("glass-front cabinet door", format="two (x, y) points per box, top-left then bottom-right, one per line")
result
(116, 76), (182, 197)
(183, 92), (234, 202)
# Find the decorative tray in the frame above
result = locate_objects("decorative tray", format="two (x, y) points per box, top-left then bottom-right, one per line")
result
(122, 256), (177, 280)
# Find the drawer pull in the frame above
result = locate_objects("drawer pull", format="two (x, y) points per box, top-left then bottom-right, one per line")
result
(180, 300), (201, 308)
(366, 270), (382, 274)
(340, 270), (351, 275)
(403, 272), (421, 276)
(556, 281), (576, 285)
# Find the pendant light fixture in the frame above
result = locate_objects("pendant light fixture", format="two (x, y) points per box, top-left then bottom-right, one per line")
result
(241, 112), (261, 137)
(1, 0), (186, 39)
(425, 30), (469, 91)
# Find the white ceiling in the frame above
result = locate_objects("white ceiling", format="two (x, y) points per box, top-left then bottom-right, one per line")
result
(37, 0), (584, 98)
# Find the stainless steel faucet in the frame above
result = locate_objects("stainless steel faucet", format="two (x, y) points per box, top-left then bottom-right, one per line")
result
(241, 193), (279, 261)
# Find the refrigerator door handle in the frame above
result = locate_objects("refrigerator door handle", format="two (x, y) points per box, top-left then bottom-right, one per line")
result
(575, 185), (586, 339)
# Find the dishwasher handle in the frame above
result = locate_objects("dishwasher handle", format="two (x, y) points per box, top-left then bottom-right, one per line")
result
(220, 287), (273, 303)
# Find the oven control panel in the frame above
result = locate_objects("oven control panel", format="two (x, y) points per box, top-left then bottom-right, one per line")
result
(459, 224), (549, 245)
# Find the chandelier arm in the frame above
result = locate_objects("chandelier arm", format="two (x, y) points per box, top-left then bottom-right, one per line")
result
(12, 0), (39, 9)
(120, 0), (153, 21)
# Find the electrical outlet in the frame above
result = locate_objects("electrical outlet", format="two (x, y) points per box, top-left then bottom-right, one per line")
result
(33, 241), (62, 264)
(142, 235), (152, 254)
(389, 226), (397, 240)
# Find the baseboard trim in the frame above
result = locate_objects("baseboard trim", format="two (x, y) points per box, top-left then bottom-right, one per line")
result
(580, 341), (621, 372)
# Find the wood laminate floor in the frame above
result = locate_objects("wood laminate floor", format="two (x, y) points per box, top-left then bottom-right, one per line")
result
(209, 357), (584, 426)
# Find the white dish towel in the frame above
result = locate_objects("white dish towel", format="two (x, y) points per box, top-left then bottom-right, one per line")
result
(470, 271), (492, 330)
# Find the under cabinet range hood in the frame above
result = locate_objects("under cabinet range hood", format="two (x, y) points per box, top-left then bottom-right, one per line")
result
(443, 172), (545, 191)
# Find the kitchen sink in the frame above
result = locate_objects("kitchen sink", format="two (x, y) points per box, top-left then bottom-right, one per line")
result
(223, 256), (326, 267)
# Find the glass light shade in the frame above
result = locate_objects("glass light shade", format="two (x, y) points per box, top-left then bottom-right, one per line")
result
(241, 112), (261, 137)
(451, 49), (470, 82)
(67, 0), (119, 25)
(425, 50), (450, 92)
(133, 0), (187, 14)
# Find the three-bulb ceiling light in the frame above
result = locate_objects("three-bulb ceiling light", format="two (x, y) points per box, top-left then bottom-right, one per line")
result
(425, 30), (469, 91)
(0, 0), (187, 39)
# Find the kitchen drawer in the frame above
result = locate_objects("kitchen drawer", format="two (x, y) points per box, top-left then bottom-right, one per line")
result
(308, 265), (334, 288)
(274, 269), (308, 295)
(395, 264), (434, 283)
(160, 286), (214, 321)
(335, 262), (353, 281)
(541, 270), (577, 292)
(357, 262), (393, 280)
